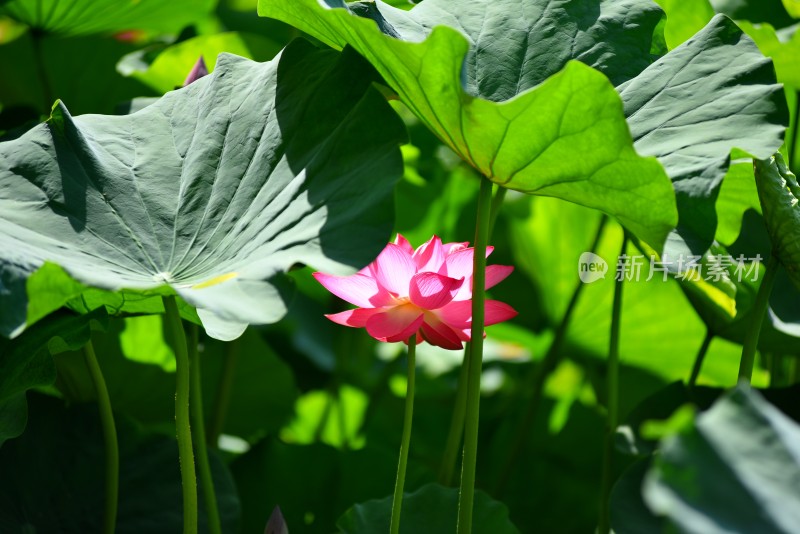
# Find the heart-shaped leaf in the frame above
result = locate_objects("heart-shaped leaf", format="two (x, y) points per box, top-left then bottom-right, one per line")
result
(0, 0), (216, 36)
(0, 40), (407, 340)
(259, 0), (678, 251)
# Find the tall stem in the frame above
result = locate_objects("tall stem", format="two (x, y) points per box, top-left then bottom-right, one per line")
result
(163, 296), (198, 534)
(438, 343), (470, 486)
(494, 214), (608, 494)
(688, 329), (714, 388)
(789, 90), (799, 174)
(188, 325), (221, 534)
(457, 176), (493, 533)
(30, 29), (54, 113)
(598, 234), (627, 534)
(739, 255), (778, 384)
(441, 183), (509, 487)
(83, 340), (118, 534)
(390, 337), (417, 534)
(208, 337), (240, 447)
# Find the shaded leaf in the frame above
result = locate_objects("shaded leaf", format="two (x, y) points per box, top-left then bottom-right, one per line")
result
(336, 483), (519, 534)
(0, 40), (406, 340)
(0, 394), (240, 533)
(644, 385), (800, 533)
(0, 308), (106, 447)
(755, 153), (800, 289)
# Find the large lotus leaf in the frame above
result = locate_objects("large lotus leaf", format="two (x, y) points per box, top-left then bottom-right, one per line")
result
(259, 0), (679, 251)
(0, 0), (216, 36)
(755, 153), (800, 289)
(618, 15), (788, 260)
(0, 40), (407, 340)
(643, 385), (800, 533)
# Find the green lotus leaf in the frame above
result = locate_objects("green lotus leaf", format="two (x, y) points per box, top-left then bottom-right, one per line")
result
(0, 40), (407, 340)
(0, 0), (216, 36)
(259, 0), (679, 251)
(643, 385), (800, 532)
(755, 153), (800, 289)
(619, 15), (788, 260)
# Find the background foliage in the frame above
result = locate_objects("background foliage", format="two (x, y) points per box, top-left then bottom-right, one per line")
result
(1, 0), (799, 532)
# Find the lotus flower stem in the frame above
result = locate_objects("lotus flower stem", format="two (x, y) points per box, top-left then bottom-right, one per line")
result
(790, 90), (799, 173)
(188, 324), (222, 534)
(688, 328), (714, 388)
(163, 296), (198, 534)
(598, 234), (628, 534)
(83, 340), (118, 534)
(209, 338), (240, 447)
(739, 254), (779, 383)
(438, 342), (470, 486)
(457, 176), (494, 533)
(390, 336), (417, 534)
(493, 213), (608, 495)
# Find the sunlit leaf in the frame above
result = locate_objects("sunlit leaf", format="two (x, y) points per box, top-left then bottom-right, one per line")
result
(259, 0), (679, 251)
(0, 0), (216, 36)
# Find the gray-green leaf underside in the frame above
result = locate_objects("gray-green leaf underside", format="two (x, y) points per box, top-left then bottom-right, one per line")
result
(0, 40), (407, 340)
(619, 14), (788, 260)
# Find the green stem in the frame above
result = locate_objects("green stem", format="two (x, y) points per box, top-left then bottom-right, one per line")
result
(789, 90), (799, 173)
(163, 296), (198, 534)
(208, 337), (240, 447)
(739, 255), (779, 384)
(487, 186), (507, 238)
(457, 176), (493, 533)
(441, 184), (509, 488)
(688, 329), (714, 389)
(390, 337), (417, 534)
(438, 343), (470, 486)
(493, 214), (608, 494)
(188, 325), (221, 534)
(598, 234), (627, 534)
(83, 340), (119, 534)
(30, 29), (54, 113)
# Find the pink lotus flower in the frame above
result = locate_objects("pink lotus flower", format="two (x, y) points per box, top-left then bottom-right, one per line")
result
(313, 235), (517, 350)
